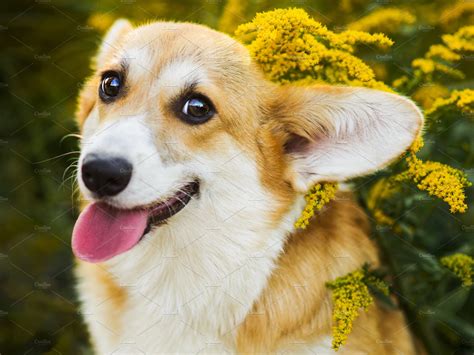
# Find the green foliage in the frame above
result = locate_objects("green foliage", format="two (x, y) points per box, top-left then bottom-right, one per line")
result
(1, 0), (473, 353)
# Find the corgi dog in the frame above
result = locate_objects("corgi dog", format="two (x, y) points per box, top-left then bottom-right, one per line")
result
(73, 19), (423, 354)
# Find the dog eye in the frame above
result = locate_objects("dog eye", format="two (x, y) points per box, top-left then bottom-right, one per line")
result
(99, 71), (122, 101)
(180, 95), (215, 124)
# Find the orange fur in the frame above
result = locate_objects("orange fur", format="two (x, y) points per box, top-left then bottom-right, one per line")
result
(75, 262), (127, 345)
(235, 194), (415, 353)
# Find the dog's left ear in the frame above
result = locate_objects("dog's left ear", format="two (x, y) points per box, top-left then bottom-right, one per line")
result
(96, 19), (133, 68)
(270, 85), (423, 192)
(76, 20), (133, 125)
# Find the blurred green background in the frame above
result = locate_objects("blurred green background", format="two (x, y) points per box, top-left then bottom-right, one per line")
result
(1, 0), (473, 353)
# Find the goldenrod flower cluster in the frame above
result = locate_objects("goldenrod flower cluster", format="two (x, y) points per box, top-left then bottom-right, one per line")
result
(412, 84), (450, 110)
(426, 89), (474, 116)
(400, 155), (471, 213)
(409, 135), (424, 154)
(235, 8), (392, 90)
(440, 2), (474, 31)
(339, 0), (367, 13)
(370, 132), (471, 218)
(441, 253), (474, 287)
(409, 26), (474, 83)
(294, 183), (338, 229)
(348, 8), (415, 34)
(392, 75), (409, 91)
(443, 25), (474, 52)
(218, 0), (246, 34)
(88, 13), (115, 32)
(372, 209), (395, 226)
(411, 59), (464, 81)
(367, 178), (399, 226)
(426, 44), (461, 62)
(326, 269), (388, 351)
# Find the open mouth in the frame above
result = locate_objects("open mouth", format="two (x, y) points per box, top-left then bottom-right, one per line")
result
(143, 181), (199, 234)
(72, 181), (199, 263)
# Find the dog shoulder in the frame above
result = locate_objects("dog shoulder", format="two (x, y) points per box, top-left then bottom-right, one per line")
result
(236, 193), (380, 352)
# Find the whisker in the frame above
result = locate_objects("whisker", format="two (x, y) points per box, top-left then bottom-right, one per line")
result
(59, 173), (77, 191)
(60, 133), (83, 144)
(162, 199), (175, 218)
(62, 162), (78, 182)
(34, 151), (80, 164)
(177, 188), (194, 202)
(175, 196), (188, 208)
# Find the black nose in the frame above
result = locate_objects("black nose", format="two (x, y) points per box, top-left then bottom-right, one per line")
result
(81, 154), (132, 197)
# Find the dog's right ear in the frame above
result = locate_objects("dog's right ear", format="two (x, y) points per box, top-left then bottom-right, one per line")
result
(264, 85), (423, 193)
(76, 19), (133, 125)
(96, 19), (133, 68)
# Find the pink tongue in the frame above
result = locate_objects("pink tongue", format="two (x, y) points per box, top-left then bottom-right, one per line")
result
(72, 202), (149, 263)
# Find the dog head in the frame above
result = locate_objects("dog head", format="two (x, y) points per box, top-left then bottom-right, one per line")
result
(73, 20), (423, 263)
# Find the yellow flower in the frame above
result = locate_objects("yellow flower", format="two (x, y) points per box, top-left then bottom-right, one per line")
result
(399, 155), (471, 213)
(373, 209), (395, 226)
(440, 2), (474, 31)
(426, 44), (461, 61)
(392, 75), (409, 90)
(218, 0), (247, 34)
(442, 25), (474, 52)
(348, 8), (416, 33)
(235, 8), (392, 90)
(295, 183), (338, 229)
(409, 135), (424, 153)
(339, 0), (368, 13)
(367, 178), (400, 226)
(398, 25), (473, 86)
(411, 58), (464, 80)
(326, 269), (388, 351)
(426, 89), (474, 116)
(87, 13), (116, 32)
(412, 84), (450, 110)
(441, 253), (474, 287)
